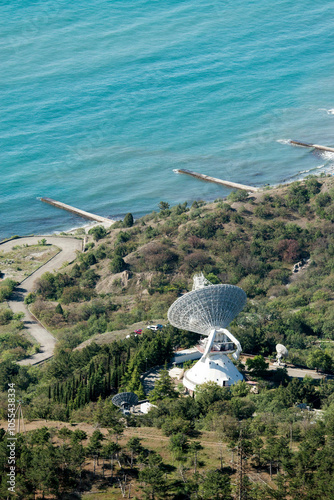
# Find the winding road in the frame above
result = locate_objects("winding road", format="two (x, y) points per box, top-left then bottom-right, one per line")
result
(1, 236), (82, 365)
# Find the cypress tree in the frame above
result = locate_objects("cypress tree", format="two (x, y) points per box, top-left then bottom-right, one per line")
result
(55, 303), (63, 315)
(123, 212), (134, 227)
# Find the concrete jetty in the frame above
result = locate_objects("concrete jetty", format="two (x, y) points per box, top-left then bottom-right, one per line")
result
(174, 168), (259, 192)
(290, 140), (334, 153)
(40, 197), (113, 223)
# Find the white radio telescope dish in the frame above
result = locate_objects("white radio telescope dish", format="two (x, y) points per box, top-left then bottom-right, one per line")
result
(168, 278), (246, 392)
(167, 284), (246, 336)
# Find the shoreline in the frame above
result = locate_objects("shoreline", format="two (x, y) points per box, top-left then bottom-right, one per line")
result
(0, 218), (117, 246)
(2, 173), (333, 244)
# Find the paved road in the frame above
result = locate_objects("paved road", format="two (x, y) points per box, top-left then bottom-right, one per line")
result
(1, 236), (82, 365)
(241, 354), (330, 380)
(269, 364), (327, 380)
(142, 367), (162, 395)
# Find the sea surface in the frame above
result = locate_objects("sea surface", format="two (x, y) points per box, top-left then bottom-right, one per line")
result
(1, 0), (334, 239)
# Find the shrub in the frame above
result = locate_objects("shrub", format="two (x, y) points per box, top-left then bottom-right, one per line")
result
(0, 279), (16, 302)
(277, 239), (301, 263)
(305, 177), (321, 195)
(61, 286), (91, 304)
(24, 292), (36, 305)
(55, 303), (64, 315)
(116, 231), (131, 244)
(158, 201), (171, 216)
(123, 213), (134, 227)
(246, 355), (269, 377)
(227, 190), (249, 203)
(182, 252), (213, 274)
(88, 225), (107, 241)
(188, 235), (205, 249)
(144, 243), (178, 272)
(193, 217), (219, 239)
(0, 308), (13, 325)
(110, 256), (127, 273)
(254, 204), (272, 219)
(315, 193), (331, 208)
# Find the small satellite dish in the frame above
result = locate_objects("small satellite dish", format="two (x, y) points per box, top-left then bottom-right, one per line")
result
(275, 344), (288, 366)
(112, 392), (138, 414)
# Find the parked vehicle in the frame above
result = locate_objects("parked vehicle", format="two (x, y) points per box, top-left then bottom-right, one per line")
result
(134, 329), (143, 334)
(147, 324), (164, 331)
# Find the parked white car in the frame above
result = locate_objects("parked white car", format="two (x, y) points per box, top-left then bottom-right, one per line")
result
(146, 324), (164, 331)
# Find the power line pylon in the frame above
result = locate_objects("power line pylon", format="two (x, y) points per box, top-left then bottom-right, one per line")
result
(236, 429), (246, 500)
(15, 401), (26, 434)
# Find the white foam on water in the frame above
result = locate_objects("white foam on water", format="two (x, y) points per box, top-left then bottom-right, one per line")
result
(278, 139), (305, 148)
(320, 151), (334, 161)
(317, 108), (334, 115)
(299, 164), (325, 175)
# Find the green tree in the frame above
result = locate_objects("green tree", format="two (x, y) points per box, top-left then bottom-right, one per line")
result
(263, 437), (290, 479)
(195, 381), (230, 414)
(110, 255), (126, 273)
(188, 441), (203, 474)
(307, 349), (332, 373)
(149, 366), (178, 402)
(58, 427), (73, 443)
(88, 225), (107, 241)
(199, 470), (232, 500)
(127, 366), (145, 399)
(87, 430), (104, 456)
(123, 213), (134, 227)
(55, 303), (64, 315)
(28, 444), (59, 498)
(158, 201), (170, 212)
(127, 437), (143, 468)
(0, 279), (17, 302)
(231, 380), (250, 398)
(102, 441), (121, 478)
(169, 433), (189, 463)
(0, 308), (13, 325)
(139, 452), (167, 500)
(71, 429), (87, 444)
(29, 427), (51, 445)
(246, 355), (269, 377)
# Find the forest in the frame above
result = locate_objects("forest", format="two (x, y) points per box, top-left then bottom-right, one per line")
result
(1, 175), (334, 498)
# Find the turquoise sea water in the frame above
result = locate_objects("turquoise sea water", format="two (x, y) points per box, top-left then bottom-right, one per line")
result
(1, 0), (334, 239)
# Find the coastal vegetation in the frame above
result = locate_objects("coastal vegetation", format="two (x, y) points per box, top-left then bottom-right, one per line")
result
(1, 175), (334, 498)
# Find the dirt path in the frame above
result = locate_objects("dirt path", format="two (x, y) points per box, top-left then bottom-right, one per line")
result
(1, 236), (82, 365)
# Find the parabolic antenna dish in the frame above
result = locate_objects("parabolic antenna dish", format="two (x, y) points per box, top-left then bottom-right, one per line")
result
(276, 344), (289, 357)
(112, 392), (138, 409)
(167, 284), (246, 336)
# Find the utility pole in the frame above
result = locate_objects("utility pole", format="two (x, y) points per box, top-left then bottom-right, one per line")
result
(15, 401), (26, 434)
(236, 428), (246, 500)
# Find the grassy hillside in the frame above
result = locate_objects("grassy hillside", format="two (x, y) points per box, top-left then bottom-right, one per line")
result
(1, 175), (334, 499)
(23, 175), (334, 362)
